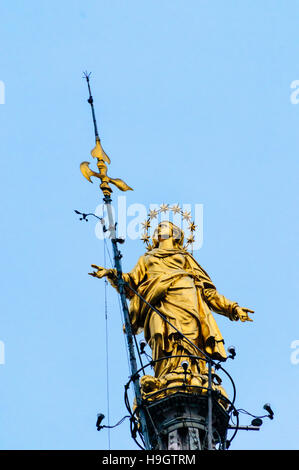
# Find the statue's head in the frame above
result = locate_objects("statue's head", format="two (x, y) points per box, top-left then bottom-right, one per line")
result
(152, 221), (184, 249)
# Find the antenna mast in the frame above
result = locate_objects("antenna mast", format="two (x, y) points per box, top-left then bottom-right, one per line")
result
(80, 73), (151, 449)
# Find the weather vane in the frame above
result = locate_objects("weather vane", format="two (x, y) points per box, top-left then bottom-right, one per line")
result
(80, 71), (133, 196)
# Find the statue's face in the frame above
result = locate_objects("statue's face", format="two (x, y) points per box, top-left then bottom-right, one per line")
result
(157, 222), (172, 240)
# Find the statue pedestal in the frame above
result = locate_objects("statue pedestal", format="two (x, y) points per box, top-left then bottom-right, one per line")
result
(144, 392), (230, 450)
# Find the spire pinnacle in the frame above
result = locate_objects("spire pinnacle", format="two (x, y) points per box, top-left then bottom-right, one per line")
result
(80, 73), (133, 196)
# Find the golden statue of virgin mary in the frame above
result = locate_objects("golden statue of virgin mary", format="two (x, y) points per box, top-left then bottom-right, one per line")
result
(89, 221), (253, 398)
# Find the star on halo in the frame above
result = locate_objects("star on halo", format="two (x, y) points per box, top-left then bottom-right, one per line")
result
(141, 220), (151, 230)
(188, 221), (197, 232)
(171, 204), (181, 214)
(182, 210), (192, 221)
(141, 232), (150, 243)
(148, 209), (159, 219)
(160, 203), (169, 213)
(186, 234), (195, 244)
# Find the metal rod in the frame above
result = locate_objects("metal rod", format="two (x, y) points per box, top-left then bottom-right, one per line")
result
(228, 425), (260, 431)
(103, 194), (151, 450)
(83, 71), (99, 140)
(207, 359), (213, 450)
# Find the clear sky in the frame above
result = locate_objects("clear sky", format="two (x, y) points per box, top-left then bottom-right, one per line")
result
(0, 0), (298, 450)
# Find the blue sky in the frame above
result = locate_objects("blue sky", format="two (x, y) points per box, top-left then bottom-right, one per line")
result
(0, 0), (298, 450)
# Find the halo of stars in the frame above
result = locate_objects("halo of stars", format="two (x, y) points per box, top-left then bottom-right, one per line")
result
(141, 204), (197, 252)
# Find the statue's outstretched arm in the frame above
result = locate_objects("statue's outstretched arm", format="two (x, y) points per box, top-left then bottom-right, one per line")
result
(203, 287), (254, 322)
(88, 265), (134, 298)
(88, 256), (147, 298)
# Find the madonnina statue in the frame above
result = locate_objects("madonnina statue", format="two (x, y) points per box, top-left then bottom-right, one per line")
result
(89, 221), (253, 397)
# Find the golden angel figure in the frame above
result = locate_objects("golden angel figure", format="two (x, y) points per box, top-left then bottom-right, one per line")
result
(89, 221), (253, 396)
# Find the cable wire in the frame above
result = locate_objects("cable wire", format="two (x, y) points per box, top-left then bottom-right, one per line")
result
(104, 237), (131, 370)
(103, 240), (111, 449)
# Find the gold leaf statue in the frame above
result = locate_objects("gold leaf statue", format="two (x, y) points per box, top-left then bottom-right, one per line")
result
(89, 220), (254, 400)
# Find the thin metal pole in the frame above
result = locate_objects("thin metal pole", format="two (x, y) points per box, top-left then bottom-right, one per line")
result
(81, 74), (150, 449)
(84, 72), (99, 139)
(103, 244), (111, 449)
(207, 359), (213, 450)
(103, 194), (151, 450)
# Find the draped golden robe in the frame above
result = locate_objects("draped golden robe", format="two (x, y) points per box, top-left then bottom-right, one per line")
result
(109, 248), (239, 379)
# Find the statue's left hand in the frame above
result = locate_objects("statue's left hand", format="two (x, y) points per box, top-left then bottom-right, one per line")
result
(235, 306), (254, 322)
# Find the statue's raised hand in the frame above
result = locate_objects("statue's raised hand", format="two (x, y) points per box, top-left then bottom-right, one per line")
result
(235, 306), (254, 322)
(88, 264), (109, 279)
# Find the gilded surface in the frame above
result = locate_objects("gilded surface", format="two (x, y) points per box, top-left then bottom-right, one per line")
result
(90, 221), (253, 400)
(80, 137), (133, 195)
